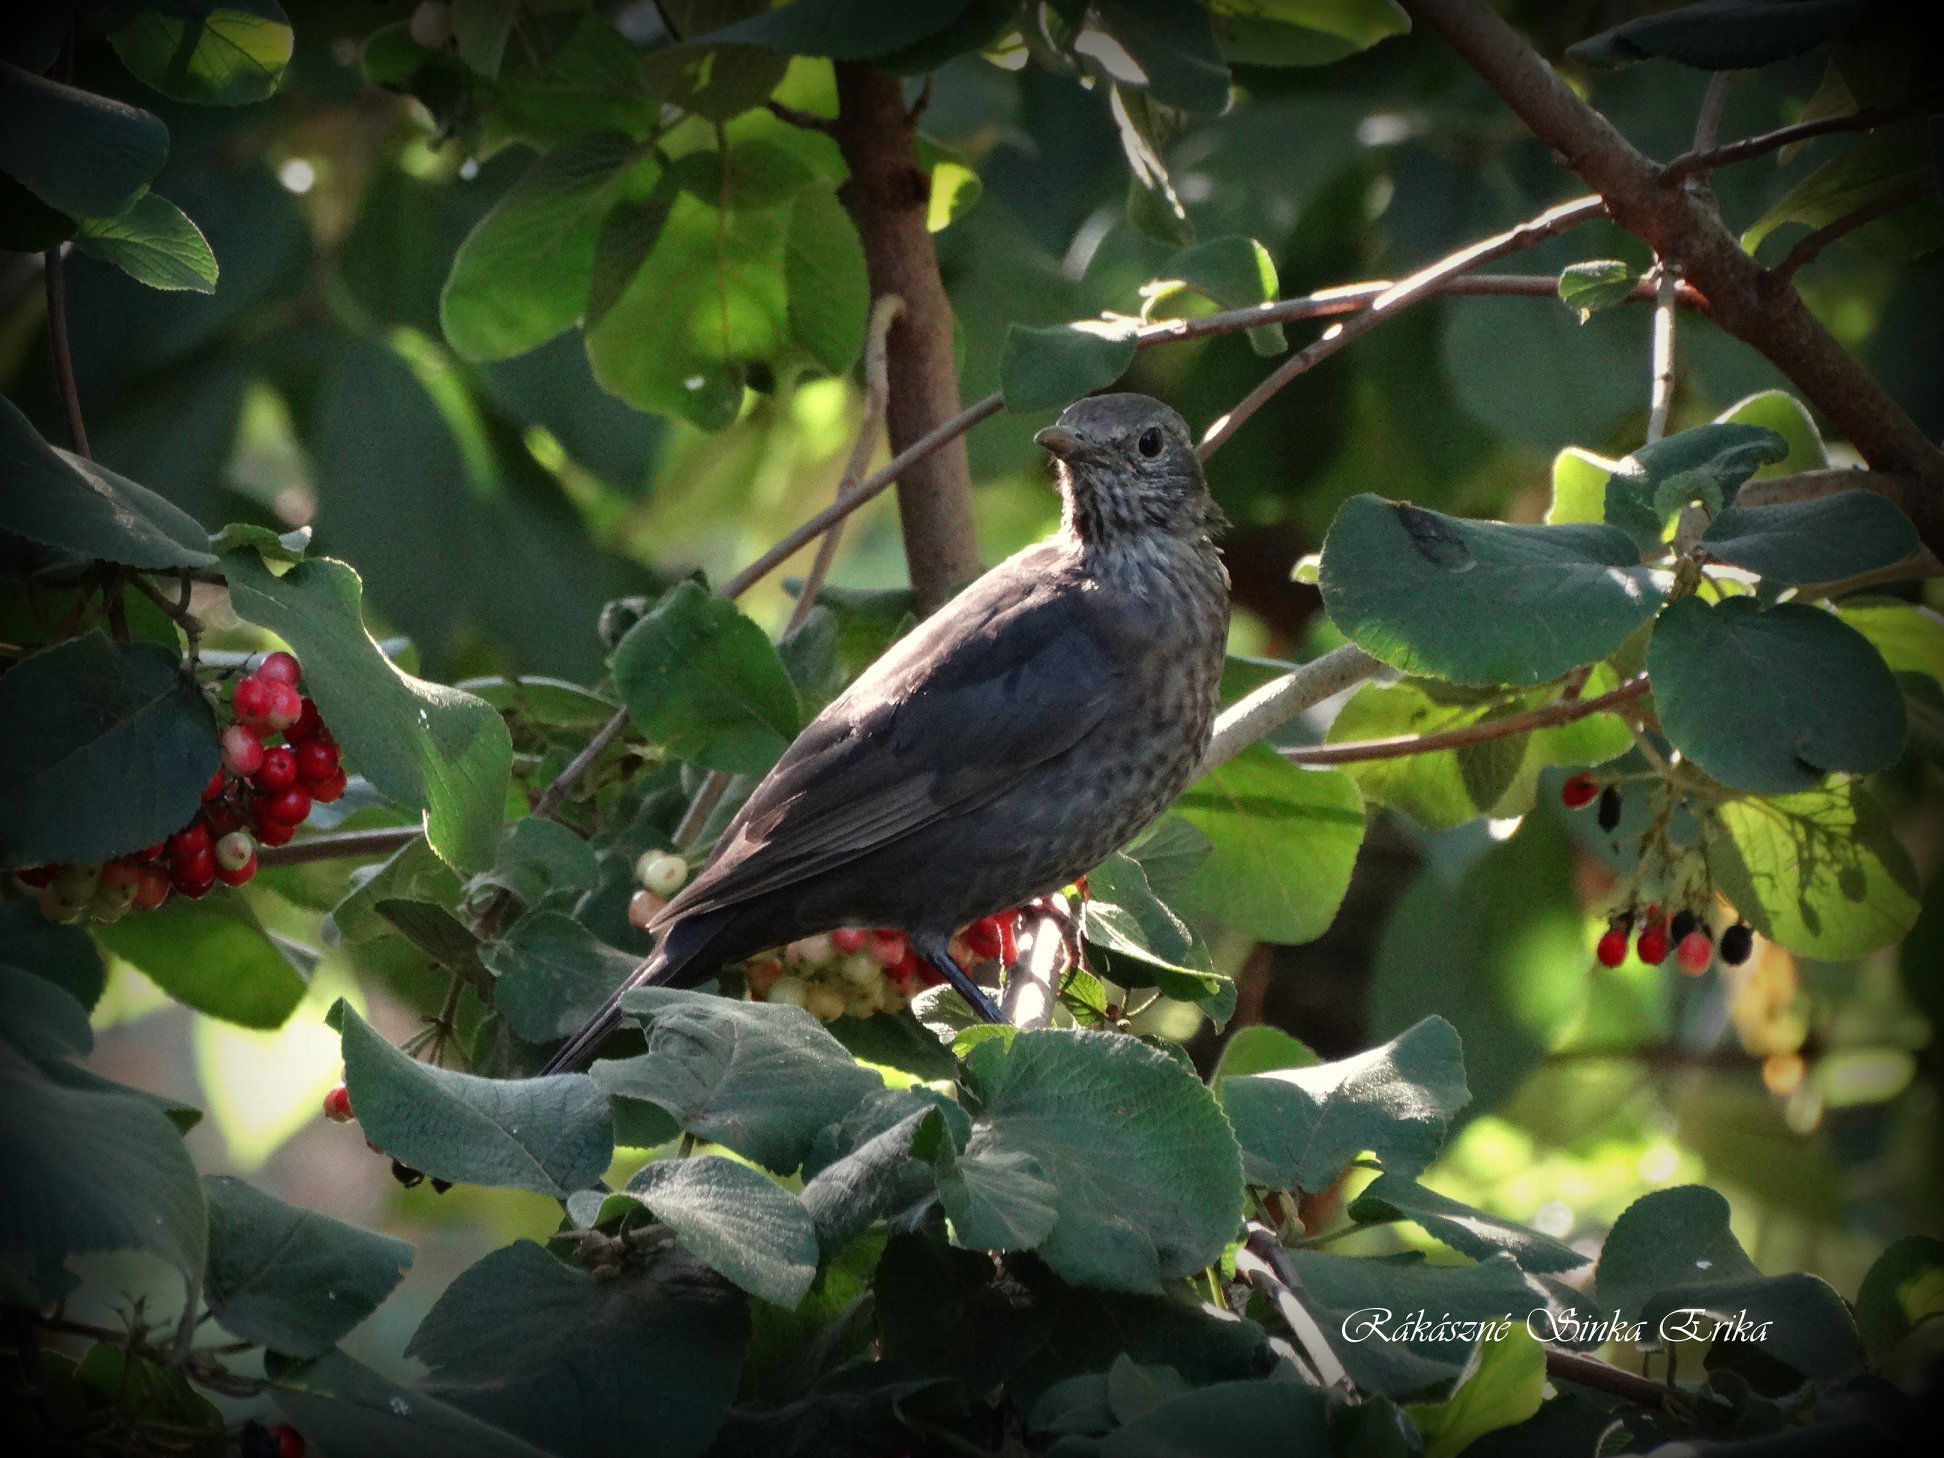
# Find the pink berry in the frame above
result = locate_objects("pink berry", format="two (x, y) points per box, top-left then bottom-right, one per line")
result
(133, 867), (171, 910)
(1676, 930), (1713, 974)
(262, 680), (303, 732)
(221, 724), (266, 777)
(294, 739), (339, 783)
(255, 747), (297, 792)
(232, 674), (272, 725)
(322, 1085), (354, 1124)
(627, 888), (665, 931)
(213, 851), (257, 887)
(866, 929), (907, 968)
(258, 651), (301, 686)
(831, 927), (867, 954)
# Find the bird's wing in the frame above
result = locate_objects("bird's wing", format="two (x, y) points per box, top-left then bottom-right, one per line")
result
(654, 547), (1121, 922)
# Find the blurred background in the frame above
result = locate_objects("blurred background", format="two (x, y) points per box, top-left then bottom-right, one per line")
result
(5, 0), (1937, 1385)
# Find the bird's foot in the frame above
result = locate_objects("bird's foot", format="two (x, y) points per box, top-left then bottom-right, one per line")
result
(910, 931), (1005, 1024)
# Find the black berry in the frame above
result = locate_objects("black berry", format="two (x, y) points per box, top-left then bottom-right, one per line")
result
(390, 1159), (425, 1188)
(1670, 909), (1699, 942)
(1596, 785), (1622, 831)
(1719, 923), (1753, 965)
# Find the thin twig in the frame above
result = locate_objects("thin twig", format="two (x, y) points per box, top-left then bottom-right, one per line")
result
(127, 572), (202, 636)
(1545, 1347), (1680, 1411)
(1237, 1224), (1351, 1388)
(531, 708), (631, 823)
(1663, 89), (1944, 182)
(1648, 74), (1732, 444)
(256, 824), (422, 867)
(1771, 181), (1932, 285)
(1197, 195), (1608, 457)
(764, 98), (836, 134)
(43, 247), (90, 458)
(1280, 676), (1649, 767)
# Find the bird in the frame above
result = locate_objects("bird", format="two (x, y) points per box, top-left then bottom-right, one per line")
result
(540, 392), (1230, 1074)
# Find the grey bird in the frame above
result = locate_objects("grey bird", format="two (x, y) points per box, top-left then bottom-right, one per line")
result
(541, 393), (1229, 1074)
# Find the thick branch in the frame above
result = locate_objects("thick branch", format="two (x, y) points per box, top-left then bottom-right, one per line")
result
(1397, 0), (1944, 559)
(833, 64), (980, 612)
(1203, 644), (1383, 772)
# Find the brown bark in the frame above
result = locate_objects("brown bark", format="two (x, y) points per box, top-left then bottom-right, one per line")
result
(1398, 0), (1944, 560)
(832, 63), (981, 612)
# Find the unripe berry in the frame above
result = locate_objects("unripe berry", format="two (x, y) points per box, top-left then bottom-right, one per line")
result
(310, 769), (348, 804)
(54, 863), (102, 902)
(1595, 926), (1628, 967)
(262, 680), (303, 732)
(1719, 923), (1754, 966)
(1676, 929), (1713, 974)
(1560, 772), (1598, 809)
(627, 888), (665, 931)
(257, 651), (302, 687)
(322, 1084), (355, 1124)
(830, 926), (868, 955)
(766, 974), (810, 1008)
(232, 673), (273, 725)
(36, 887), (88, 923)
(215, 831), (257, 874)
(221, 724), (266, 777)
(261, 785), (312, 825)
(634, 850), (687, 898)
(743, 957), (784, 996)
(784, 934), (832, 967)
(804, 984), (847, 1023)
(837, 952), (880, 988)
(90, 875), (138, 923)
(294, 739), (339, 784)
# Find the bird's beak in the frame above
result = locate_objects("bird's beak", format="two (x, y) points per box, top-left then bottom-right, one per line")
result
(1034, 425), (1086, 459)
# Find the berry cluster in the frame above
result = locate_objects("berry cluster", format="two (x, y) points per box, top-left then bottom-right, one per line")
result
(625, 849), (691, 931)
(742, 912), (1016, 1022)
(15, 653), (344, 921)
(1596, 904), (1755, 972)
(1560, 771), (1623, 830)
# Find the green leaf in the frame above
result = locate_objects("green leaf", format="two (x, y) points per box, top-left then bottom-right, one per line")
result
(1220, 1016), (1468, 1193)
(1648, 597), (1905, 794)
(639, 44), (790, 122)
(269, 1350), (554, 1458)
(211, 521), (312, 562)
(1319, 494), (1666, 685)
(0, 965), (94, 1063)
(1569, 0), (1869, 69)
(485, 816), (602, 906)
(945, 1028), (1244, 1292)
(376, 901), (489, 985)
(0, 61), (168, 218)
(611, 1154), (819, 1308)
(1171, 744), (1365, 944)
(610, 580), (801, 775)
(1156, 234), (1285, 353)
(0, 394), (217, 570)
(1556, 259), (1638, 321)
(1350, 1174), (1586, 1274)
(595, 989), (883, 1173)
(457, 675), (619, 729)
(94, 892), (308, 1030)
(701, 0), (980, 59)
(405, 1241), (748, 1458)
(1406, 1327), (1546, 1458)
(329, 834), (462, 944)
(1101, 1380), (1333, 1457)
(1705, 782), (1920, 959)
(784, 184), (869, 373)
(1603, 423), (1789, 550)
(1082, 853), (1228, 1007)
(76, 192), (218, 292)
(109, 0), (293, 106)
(453, 0), (518, 76)
(485, 911), (637, 1042)
(339, 1004), (613, 1196)
(1212, 1025), (1317, 1083)
(1855, 1235), (1944, 1360)
(1208, 0), (1410, 67)
(204, 1175), (412, 1357)
(1325, 671), (1633, 830)
(0, 1045), (206, 1275)
(1699, 490), (1920, 587)
(0, 901), (106, 1012)
(224, 551), (513, 873)
(441, 132), (657, 362)
(1596, 1185), (1864, 1380)
(800, 1107), (943, 1259)
(1092, 0), (1232, 114)
(0, 634), (217, 869)
(1000, 322), (1139, 413)
(1744, 129), (1938, 256)
(1714, 390), (1827, 474)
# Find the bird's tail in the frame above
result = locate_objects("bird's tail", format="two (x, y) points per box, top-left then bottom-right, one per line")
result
(538, 946), (674, 1076)
(538, 909), (742, 1076)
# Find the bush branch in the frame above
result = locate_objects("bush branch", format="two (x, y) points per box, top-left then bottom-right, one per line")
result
(1545, 1346), (1679, 1411)
(1397, 0), (1944, 559)
(257, 824), (422, 867)
(1203, 644), (1384, 773)
(1771, 181), (1933, 285)
(1279, 675), (1649, 767)
(1663, 90), (1944, 181)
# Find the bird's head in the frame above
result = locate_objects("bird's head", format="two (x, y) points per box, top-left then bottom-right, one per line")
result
(1035, 393), (1219, 545)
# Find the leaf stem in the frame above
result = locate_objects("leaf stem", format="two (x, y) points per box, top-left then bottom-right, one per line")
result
(43, 247), (91, 458)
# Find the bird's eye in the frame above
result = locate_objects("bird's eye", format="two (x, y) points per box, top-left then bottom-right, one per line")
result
(1136, 427), (1164, 458)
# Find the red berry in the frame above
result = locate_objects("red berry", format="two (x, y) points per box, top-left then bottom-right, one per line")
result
(136, 841), (167, 862)
(258, 651), (301, 687)
(322, 1085), (355, 1124)
(294, 739), (339, 783)
(221, 724), (266, 777)
(232, 673), (273, 725)
(1560, 772), (1599, 809)
(309, 769), (348, 804)
(867, 929), (908, 968)
(253, 815), (296, 847)
(15, 865), (58, 888)
(964, 915), (1005, 960)
(133, 867), (171, 910)
(262, 680), (303, 732)
(1636, 920), (1669, 966)
(213, 851), (258, 887)
(255, 747), (298, 792)
(215, 830), (256, 874)
(261, 785), (312, 825)
(287, 696), (324, 742)
(1595, 927), (1628, 967)
(1676, 930), (1713, 974)
(172, 846), (216, 895)
(831, 927), (867, 954)
(201, 767), (227, 802)
(168, 822), (212, 861)
(267, 1423), (306, 1458)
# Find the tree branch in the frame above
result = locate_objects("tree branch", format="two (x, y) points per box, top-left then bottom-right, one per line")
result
(1198, 195), (1608, 458)
(1397, 0), (1944, 560)
(1648, 74), (1733, 444)
(1771, 181), (1933, 285)
(1203, 644), (1384, 773)
(833, 63), (980, 611)
(1663, 90), (1944, 181)
(1279, 675), (1649, 767)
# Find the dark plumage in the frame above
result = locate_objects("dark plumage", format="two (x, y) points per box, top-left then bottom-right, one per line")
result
(541, 393), (1229, 1073)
